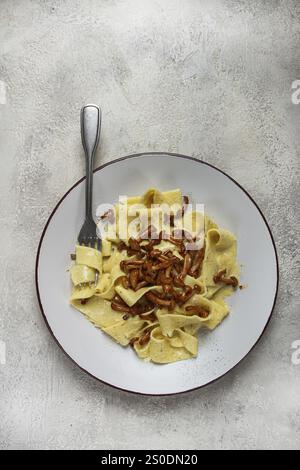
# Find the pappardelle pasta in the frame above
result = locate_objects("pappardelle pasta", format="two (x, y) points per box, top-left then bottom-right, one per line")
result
(69, 188), (240, 364)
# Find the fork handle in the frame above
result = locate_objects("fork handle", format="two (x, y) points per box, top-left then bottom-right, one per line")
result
(80, 105), (101, 219)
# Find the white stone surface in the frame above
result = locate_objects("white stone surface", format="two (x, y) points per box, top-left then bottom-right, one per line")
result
(0, 0), (299, 450)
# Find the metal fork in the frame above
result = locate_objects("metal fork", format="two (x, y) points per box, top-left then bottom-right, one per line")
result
(78, 104), (102, 250)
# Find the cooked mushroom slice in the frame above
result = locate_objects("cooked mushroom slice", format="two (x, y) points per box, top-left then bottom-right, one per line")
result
(213, 269), (238, 288)
(185, 305), (210, 318)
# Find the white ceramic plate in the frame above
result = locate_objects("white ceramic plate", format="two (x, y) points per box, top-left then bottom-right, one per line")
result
(36, 153), (278, 395)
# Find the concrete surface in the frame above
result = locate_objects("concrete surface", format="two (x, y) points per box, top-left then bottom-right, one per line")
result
(0, 0), (299, 450)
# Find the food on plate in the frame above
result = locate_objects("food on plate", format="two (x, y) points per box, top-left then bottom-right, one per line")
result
(69, 188), (240, 364)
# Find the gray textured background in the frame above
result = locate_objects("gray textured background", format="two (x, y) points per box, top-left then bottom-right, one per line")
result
(0, 0), (299, 450)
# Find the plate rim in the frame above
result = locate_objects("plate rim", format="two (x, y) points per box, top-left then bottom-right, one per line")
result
(35, 152), (279, 396)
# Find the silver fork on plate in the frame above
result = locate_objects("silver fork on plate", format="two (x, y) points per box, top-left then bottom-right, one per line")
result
(77, 104), (102, 250)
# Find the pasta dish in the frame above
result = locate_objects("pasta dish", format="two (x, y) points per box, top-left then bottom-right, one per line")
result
(69, 188), (240, 364)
